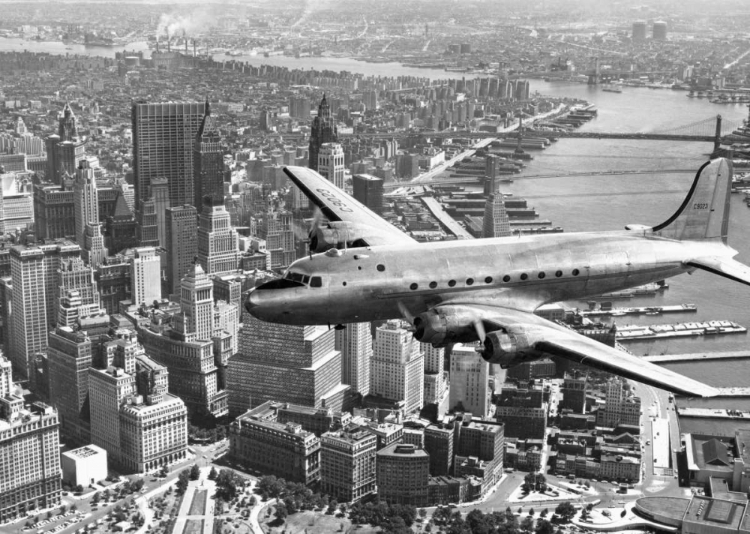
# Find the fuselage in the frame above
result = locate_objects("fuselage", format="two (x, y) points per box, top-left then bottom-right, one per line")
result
(246, 229), (731, 326)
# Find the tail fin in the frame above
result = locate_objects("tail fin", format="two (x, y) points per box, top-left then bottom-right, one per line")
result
(653, 158), (732, 243)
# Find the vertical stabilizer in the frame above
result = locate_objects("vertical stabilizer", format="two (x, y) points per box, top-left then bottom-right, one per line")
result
(652, 158), (732, 243)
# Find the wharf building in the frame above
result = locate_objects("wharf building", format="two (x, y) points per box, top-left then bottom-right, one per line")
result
(596, 378), (641, 428)
(137, 263), (236, 419)
(308, 95), (338, 172)
(376, 443), (429, 507)
(369, 320), (424, 415)
(0, 354), (61, 524)
(228, 314), (348, 417)
(683, 430), (750, 492)
(131, 101), (206, 244)
(88, 330), (188, 473)
(320, 427), (377, 502)
(449, 343), (490, 418)
(229, 411), (321, 485)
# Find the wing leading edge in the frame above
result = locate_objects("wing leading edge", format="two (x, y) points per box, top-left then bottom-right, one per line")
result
(283, 166), (417, 247)
(475, 305), (718, 397)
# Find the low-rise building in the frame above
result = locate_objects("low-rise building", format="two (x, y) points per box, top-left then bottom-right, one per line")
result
(229, 413), (320, 485)
(376, 443), (429, 507)
(320, 428), (377, 502)
(60, 444), (108, 487)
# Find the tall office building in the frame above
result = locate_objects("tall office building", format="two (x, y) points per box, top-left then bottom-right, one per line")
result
(370, 320), (424, 414)
(9, 240), (80, 381)
(454, 419), (505, 494)
(57, 256), (100, 321)
(194, 102), (226, 210)
(228, 314), (348, 417)
(73, 160), (99, 246)
(335, 322), (372, 398)
(258, 210), (296, 270)
(45, 104), (85, 184)
(320, 427), (377, 502)
(82, 223), (108, 269)
(308, 95), (338, 172)
(138, 263), (236, 419)
(0, 355), (61, 524)
(424, 423), (455, 476)
(318, 143), (345, 189)
(653, 21), (668, 40)
(449, 343), (490, 418)
(423, 344), (448, 408)
(632, 21), (647, 41)
(482, 191), (511, 238)
(352, 174), (384, 214)
(597, 377), (641, 428)
(130, 247), (161, 306)
(47, 327), (94, 444)
(165, 205), (198, 298)
(89, 330), (188, 473)
(131, 101), (206, 237)
(135, 198), (159, 248)
(197, 204), (240, 276)
(560, 375), (587, 413)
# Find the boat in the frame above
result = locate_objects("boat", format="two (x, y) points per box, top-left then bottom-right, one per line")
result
(602, 84), (622, 93)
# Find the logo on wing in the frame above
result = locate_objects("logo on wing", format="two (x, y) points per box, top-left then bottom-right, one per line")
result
(316, 188), (354, 212)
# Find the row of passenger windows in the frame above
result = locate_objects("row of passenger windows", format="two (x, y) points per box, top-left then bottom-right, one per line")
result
(409, 269), (581, 291)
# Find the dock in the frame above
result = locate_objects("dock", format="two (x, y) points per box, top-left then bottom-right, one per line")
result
(643, 350), (750, 363)
(580, 304), (697, 318)
(677, 407), (750, 418)
(615, 320), (746, 342)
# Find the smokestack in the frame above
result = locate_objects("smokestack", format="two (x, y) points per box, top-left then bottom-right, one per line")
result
(156, 38), (159, 53)
(193, 40), (196, 57)
(185, 40), (188, 54)
(166, 31), (170, 52)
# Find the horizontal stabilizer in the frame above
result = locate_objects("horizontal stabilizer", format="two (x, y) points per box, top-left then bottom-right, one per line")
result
(686, 256), (750, 287)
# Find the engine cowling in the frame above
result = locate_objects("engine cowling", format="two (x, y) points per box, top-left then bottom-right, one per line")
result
(413, 307), (482, 346)
(310, 221), (368, 253)
(480, 328), (546, 368)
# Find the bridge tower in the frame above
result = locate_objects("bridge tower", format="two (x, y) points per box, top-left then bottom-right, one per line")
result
(714, 115), (722, 153)
(588, 57), (601, 85)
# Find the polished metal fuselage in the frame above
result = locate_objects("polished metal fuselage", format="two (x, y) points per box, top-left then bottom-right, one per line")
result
(248, 229), (730, 326)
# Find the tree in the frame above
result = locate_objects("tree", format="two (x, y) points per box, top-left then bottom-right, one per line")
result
(419, 508), (428, 520)
(540, 509), (548, 518)
(160, 465), (169, 478)
(580, 509), (588, 521)
(621, 510), (627, 518)
(189, 464), (200, 481)
(518, 507), (523, 514)
(208, 466), (218, 481)
(529, 508), (535, 516)
(176, 469), (190, 494)
(274, 503), (288, 523)
(536, 519), (555, 534)
(525, 472), (537, 490)
(555, 502), (576, 523)
(71, 504), (77, 512)
(586, 503), (594, 512)
(328, 498), (338, 515)
(521, 516), (535, 532)
(249, 495), (257, 506)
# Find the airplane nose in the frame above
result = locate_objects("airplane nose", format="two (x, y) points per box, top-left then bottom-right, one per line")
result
(244, 289), (258, 314)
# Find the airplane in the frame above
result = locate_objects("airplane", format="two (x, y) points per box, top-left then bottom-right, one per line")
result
(245, 158), (750, 397)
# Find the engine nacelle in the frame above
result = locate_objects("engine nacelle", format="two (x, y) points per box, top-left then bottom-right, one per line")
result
(480, 328), (546, 368)
(310, 221), (368, 253)
(413, 307), (481, 346)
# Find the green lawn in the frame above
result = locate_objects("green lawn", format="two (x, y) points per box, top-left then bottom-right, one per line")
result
(188, 490), (207, 516)
(260, 506), (381, 534)
(184, 518), (204, 534)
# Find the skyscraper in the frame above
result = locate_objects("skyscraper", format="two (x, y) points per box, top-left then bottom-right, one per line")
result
(194, 102), (226, 210)
(352, 174), (384, 214)
(320, 427), (377, 502)
(308, 95), (338, 172)
(197, 204), (240, 275)
(335, 322), (372, 398)
(45, 104), (85, 184)
(0, 355), (62, 523)
(257, 210), (295, 270)
(318, 143), (345, 189)
(129, 247), (161, 306)
(228, 314), (348, 417)
(482, 191), (511, 238)
(10, 240), (80, 381)
(449, 343), (490, 418)
(73, 160), (99, 247)
(131, 101), (206, 229)
(165, 205), (198, 298)
(370, 320), (424, 414)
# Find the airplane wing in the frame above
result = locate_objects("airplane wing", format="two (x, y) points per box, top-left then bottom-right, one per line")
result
(283, 166), (417, 247)
(472, 305), (718, 397)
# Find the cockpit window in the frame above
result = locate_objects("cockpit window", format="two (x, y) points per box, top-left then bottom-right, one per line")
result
(302, 275), (310, 284)
(310, 276), (322, 288)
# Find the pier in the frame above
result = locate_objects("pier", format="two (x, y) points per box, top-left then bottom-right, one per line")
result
(615, 321), (746, 342)
(580, 304), (697, 318)
(420, 196), (474, 239)
(643, 351), (750, 363)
